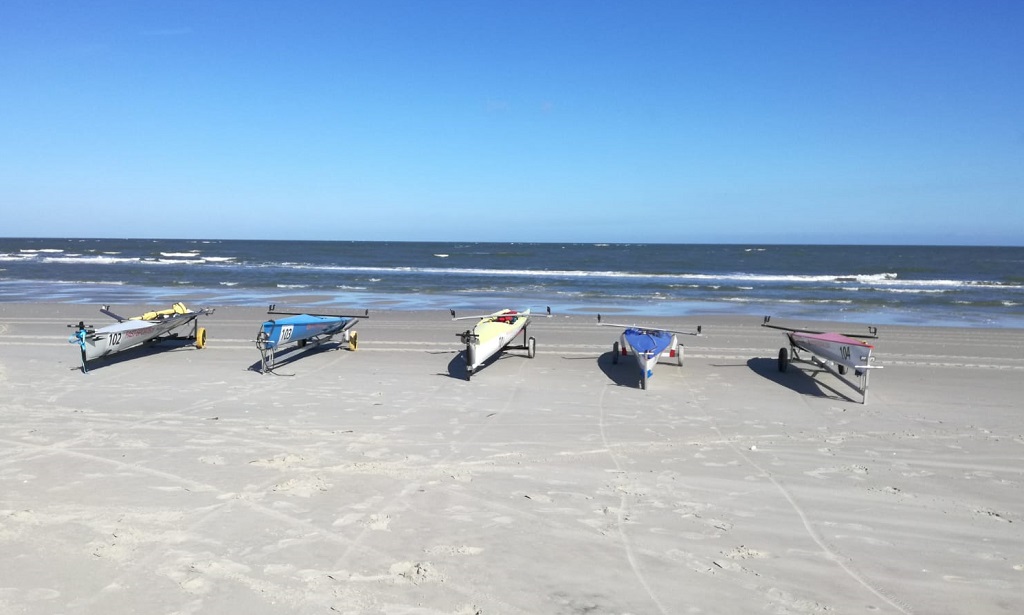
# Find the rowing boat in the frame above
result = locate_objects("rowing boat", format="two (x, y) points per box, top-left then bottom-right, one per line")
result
(70, 302), (212, 363)
(616, 327), (682, 390)
(598, 315), (700, 390)
(454, 308), (537, 379)
(255, 307), (363, 373)
(763, 316), (881, 403)
(783, 331), (874, 374)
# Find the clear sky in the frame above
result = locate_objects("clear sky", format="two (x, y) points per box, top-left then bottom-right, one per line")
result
(2, 1), (1021, 245)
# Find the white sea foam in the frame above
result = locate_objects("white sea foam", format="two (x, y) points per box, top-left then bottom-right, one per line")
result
(724, 297), (853, 304)
(878, 288), (947, 294)
(43, 255), (141, 265)
(156, 258), (205, 265)
(160, 251), (200, 257)
(271, 264), (981, 288)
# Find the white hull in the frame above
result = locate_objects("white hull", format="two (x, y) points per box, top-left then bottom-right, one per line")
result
(789, 332), (872, 371)
(84, 316), (199, 360)
(615, 329), (682, 389)
(455, 309), (538, 379)
(467, 316), (529, 371)
(778, 331), (880, 403)
(75, 306), (210, 362)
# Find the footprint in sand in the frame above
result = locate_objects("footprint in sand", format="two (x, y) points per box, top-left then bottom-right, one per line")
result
(249, 453), (308, 468)
(272, 474), (328, 496)
(365, 513), (392, 530)
(390, 561), (437, 584)
(423, 545), (483, 556)
(724, 545), (769, 559)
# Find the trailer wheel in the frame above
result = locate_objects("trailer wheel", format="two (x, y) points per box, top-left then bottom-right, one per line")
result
(838, 364), (847, 375)
(612, 341), (619, 364)
(349, 331), (358, 351)
(527, 336), (536, 358)
(195, 327), (207, 349)
(676, 343), (684, 366)
(778, 347), (789, 372)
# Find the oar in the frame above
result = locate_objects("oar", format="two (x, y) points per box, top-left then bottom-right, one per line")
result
(268, 304), (370, 319)
(597, 314), (702, 336)
(450, 306), (551, 321)
(762, 316), (877, 339)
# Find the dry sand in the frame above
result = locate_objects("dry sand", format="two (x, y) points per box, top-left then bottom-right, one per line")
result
(1, 303), (1022, 614)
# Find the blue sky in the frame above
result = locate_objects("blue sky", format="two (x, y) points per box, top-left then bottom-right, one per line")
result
(2, 1), (1021, 245)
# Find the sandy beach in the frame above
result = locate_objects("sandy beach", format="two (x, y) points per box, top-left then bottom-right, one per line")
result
(1, 303), (1022, 614)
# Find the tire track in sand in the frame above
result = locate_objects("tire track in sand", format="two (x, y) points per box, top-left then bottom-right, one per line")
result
(596, 384), (670, 615)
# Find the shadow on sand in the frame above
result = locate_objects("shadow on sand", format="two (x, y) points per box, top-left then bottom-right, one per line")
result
(444, 348), (535, 381)
(596, 351), (643, 389)
(75, 338), (201, 373)
(247, 341), (347, 374)
(746, 357), (856, 403)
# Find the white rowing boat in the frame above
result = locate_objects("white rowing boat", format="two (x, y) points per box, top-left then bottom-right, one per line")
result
(68, 303), (213, 368)
(453, 307), (549, 379)
(763, 316), (882, 403)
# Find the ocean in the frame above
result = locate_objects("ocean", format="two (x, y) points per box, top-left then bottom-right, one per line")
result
(1, 238), (1022, 328)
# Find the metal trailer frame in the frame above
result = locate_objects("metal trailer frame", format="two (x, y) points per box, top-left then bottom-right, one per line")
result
(776, 332), (882, 404)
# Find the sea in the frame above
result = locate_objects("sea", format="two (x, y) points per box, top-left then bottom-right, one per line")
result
(1, 238), (1023, 328)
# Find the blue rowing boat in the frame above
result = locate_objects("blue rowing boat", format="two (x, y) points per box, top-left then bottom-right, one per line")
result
(598, 315), (701, 390)
(255, 305), (366, 373)
(619, 328), (679, 390)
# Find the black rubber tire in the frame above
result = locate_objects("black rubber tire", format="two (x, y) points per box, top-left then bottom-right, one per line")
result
(612, 341), (619, 364)
(778, 347), (789, 372)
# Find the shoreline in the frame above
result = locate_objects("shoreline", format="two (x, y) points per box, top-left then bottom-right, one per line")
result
(3, 292), (1023, 330)
(1, 302), (1022, 613)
